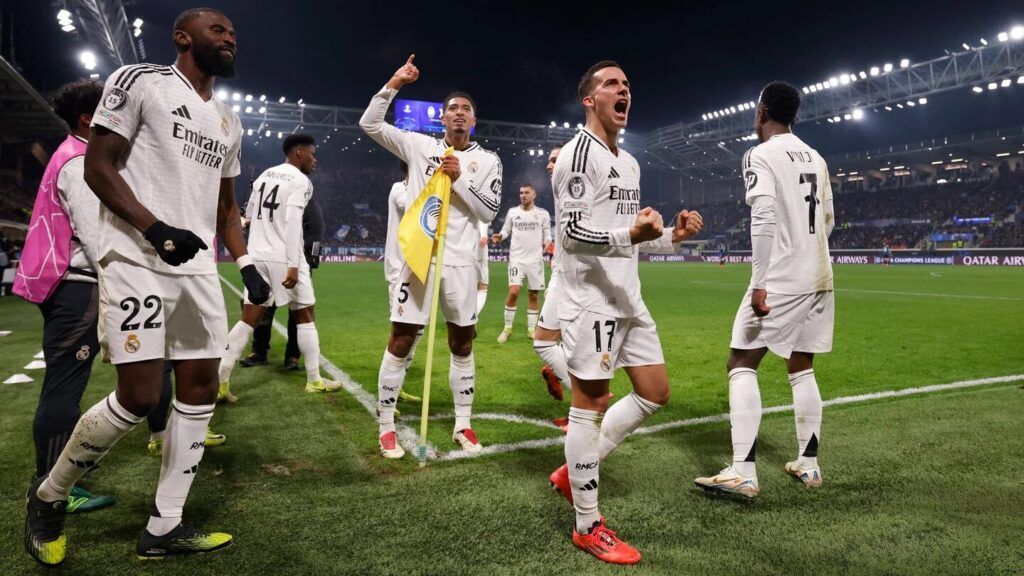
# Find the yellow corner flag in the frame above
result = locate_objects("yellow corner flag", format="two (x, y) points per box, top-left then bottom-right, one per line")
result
(398, 148), (454, 283)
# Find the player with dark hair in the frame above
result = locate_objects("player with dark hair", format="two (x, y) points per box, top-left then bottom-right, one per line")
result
(492, 184), (551, 342)
(695, 81), (835, 499)
(360, 55), (502, 458)
(547, 60), (703, 564)
(881, 241), (891, 267)
(14, 79), (115, 520)
(218, 133), (339, 398)
(718, 242), (728, 267)
(24, 8), (269, 564)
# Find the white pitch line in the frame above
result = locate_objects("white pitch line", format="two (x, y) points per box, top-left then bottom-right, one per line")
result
(439, 373), (1024, 459)
(689, 280), (1023, 302)
(403, 411), (563, 430)
(218, 275), (436, 458)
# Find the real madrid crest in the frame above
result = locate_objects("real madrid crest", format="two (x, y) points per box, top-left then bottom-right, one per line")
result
(124, 334), (141, 354)
(468, 160), (479, 173)
(221, 117), (229, 137)
(600, 353), (612, 372)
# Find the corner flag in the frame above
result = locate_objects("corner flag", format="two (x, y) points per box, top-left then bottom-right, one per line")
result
(398, 148), (454, 282)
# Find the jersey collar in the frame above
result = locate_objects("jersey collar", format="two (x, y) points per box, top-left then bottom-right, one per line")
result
(581, 128), (613, 153)
(169, 65), (197, 93)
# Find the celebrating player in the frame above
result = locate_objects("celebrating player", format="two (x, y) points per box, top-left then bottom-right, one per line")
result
(24, 8), (269, 565)
(532, 146), (573, 404)
(492, 185), (552, 342)
(694, 82), (834, 499)
(546, 61), (703, 564)
(217, 134), (340, 398)
(360, 55), (502, 458)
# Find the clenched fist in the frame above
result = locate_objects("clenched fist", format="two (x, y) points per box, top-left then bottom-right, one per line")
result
(672, 209), (704, 242)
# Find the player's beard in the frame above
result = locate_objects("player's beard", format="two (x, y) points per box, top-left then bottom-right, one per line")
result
(193, 44), (236, 79)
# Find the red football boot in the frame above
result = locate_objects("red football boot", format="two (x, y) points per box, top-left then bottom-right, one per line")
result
(548, 463), (573, 504)
(572, 519), (641, 565)
(541, 365), (564, 401)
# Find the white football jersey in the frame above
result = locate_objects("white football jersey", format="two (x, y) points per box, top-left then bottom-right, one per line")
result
(385, 180), (407, 283)
(360, 86), (502, 267)
(499, 205), (551, 264)
(246, 162), (313, 264)
(553, 128), (676, 319)
(91, 63), (242, 275)
(743, 133), (834, 294)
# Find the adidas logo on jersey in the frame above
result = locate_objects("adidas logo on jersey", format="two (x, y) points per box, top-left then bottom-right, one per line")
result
(171, 105), (192, 120)
(608, 167), (620, 179)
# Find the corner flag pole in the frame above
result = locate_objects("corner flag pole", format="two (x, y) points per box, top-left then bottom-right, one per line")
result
(417, 176), (452, 467)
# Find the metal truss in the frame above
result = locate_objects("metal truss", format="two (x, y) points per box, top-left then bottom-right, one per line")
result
(64, 0), (140, 67)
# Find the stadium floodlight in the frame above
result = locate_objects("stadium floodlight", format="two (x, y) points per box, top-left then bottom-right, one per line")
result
(1001, 78), (1012, 87)
(906, 100), (916, 107)
(259, 94), (267, 102)
(277, 132), (283, 139)
(563, 121), (570, 128)
(849, 73), (858, 82)
(528, 149), (535, 156)
(869, 66), (880, 76)
(576, 123), (583, 129)
(217, 90), (228, 100)
(827, 118), (834, 123)
(997, 31), (1009, 42)
(900, 58), (910, 68)
(996, 152), (1011, 157)
(264, 130), (271, 137)
(802, 87), (809, 94)
(246, 128), (253, 136)
(828, 77), (838, 86)
(134, 28), (142, 37)
(278, 96), (286, 103)
(229, 92), (239, 101)
(988, 82), (997, 90)
(884, 105), (893, 111)
(896, 103), (904, 108)
(297, 98), (304, 105)
(61, 24), (76, 32)
(843, 113), (852, 120)
(133, 18), (143, 28)
(832, 115), (841, 122)
(729, 106), (737, 113)
(840, 75), (850, 86)
(244, 94), (253, 102)
(931, 160), (944, 165)
(549, 121), (556, 127)
(809, 85), (818, 93)
(258, 106), (266, 113)
(618, 138), (624, 144)
(883, 63), (893, 72)
(1018, 76), (1024, 84)
(702, 113), (708, 120)
(57, 9), (72, 20)
(962, 43), (971, 50)
(79, 51), (97, 70)
(858, 71), (867, 79)
(232, 104), (240, 112)
(1012, 26), (1024, 40)
(852, 108), (864, 120)
(980, 37), (988, 45)
(972, 86), (984, 93)
(919, 97), (927, 104)
(244, 106), (252, 113)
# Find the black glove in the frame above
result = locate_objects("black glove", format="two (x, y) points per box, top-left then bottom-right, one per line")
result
(142, 221), (208, 266)
(240, 264), (271, 305)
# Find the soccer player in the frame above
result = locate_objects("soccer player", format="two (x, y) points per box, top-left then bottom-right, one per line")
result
(383, 163), (422, 402)
(24, 8), (270, 565)
(492, 186), (552, 343)
(546, 61), (703, 564)
(881, 242), (891, 267)
(14, 79), (114, 514)
(694, 81), (834, 499)
(360, 55), (502, 458)
(718, 243), (728, 267)
(532, 146), (573, 404)
(217, 133), (340, 398)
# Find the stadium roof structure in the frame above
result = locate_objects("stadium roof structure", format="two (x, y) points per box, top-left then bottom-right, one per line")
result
(0, 55), (66, 143)
(60, 0), (141, 67)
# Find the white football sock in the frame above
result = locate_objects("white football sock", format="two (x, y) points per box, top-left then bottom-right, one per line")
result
(789, 368), (822, 468)
(598, 392), (662, 460)
(148, 399), (214, 536)
(38, 391), (142, 502)
(533, 339), (571, 391)
(728, 368), (761, 478)
(296, 322), (322, 383)
(503, 306), (516, 329)
(377, 350), (407, 435)
(449, 353), (475, 431)
(405, 329), (424, 370)
(218, 321), (253, 384)
(565, 407), (603, 533)
(527, 309), (538, 333)
(476, 289), (487, 316)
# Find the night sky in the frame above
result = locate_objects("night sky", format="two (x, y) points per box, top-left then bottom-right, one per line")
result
(8, 1), (1024, 155)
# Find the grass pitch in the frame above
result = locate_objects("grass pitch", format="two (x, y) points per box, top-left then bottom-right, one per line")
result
(0, 263), (1021, 575)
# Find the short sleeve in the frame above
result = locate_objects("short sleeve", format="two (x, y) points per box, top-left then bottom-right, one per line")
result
(742, 147), (776, 204)
(91, 65), (145, 139)
(221, 116), (242, 178)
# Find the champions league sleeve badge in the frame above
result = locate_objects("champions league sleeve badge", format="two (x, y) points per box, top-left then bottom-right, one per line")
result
(103, 88), (130, 111)
(568, 176), (585, 199)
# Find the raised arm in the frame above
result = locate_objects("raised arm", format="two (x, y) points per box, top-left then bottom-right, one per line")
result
(358, 55), (423, 162)
(451, 154), (501, 224)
